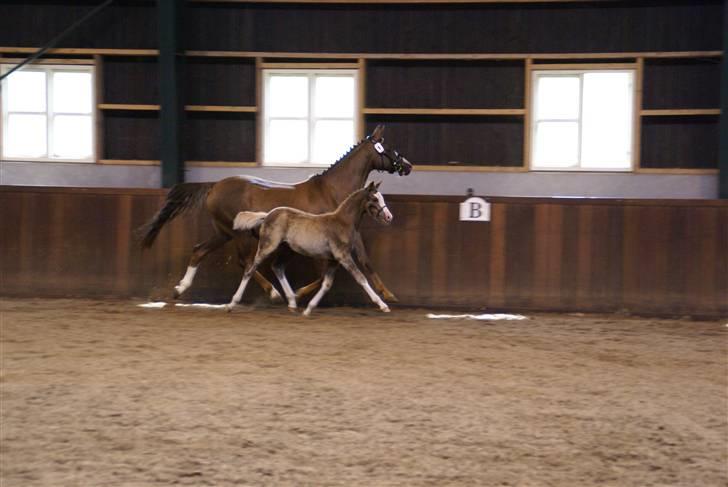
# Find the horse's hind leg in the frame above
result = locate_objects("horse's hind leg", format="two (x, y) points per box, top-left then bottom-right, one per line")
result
(174, 231), (230, 298)
(352, 232), (398, 302)
(303, 263), (337, 317)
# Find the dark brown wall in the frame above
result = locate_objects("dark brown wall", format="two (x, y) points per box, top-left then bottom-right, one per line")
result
(2, 186), (726, 317)
(0, 1), (723, 167)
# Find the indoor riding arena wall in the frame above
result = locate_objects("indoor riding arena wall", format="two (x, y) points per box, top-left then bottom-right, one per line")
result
(1, 186), (726, 317)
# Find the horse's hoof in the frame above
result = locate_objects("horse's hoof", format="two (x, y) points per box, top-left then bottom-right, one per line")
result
(302, 309), (312, 317)
(172, 286), (183, 299)
(382, 291), (399, 303)
(270, 289), (283, 304)
(381, 306), (391, 313)
(225, 304), (234, 313)
(288, 306), (298, 313)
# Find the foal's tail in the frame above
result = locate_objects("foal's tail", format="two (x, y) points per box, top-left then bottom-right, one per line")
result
(233, 211), (268, 232)
(137, 182), (214, 248)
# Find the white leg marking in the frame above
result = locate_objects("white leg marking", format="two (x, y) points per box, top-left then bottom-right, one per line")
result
(272, 266), (297, 310)
(175, 265), (198, 295)
(226, 273), (252, 312)
(303, 270), (335, 317)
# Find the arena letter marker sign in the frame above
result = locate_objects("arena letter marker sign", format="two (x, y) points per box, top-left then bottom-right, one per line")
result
(459, 196), (490, 222)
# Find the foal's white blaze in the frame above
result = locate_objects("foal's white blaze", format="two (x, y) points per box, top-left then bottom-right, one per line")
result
(374, 191), (393, 222)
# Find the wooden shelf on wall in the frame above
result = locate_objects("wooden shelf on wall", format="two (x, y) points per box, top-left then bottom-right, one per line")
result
(634, 168), (719, 175)
(640, 109), (720, 117)
(98, 104), (257, 112)
(98, 159), (160, 166)
(363, 108), (525, 116)
(414, 165), (528, 172)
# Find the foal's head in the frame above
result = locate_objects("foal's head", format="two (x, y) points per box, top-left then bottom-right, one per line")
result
(367, 125), (412, 176)
(364, 181), (393, 225)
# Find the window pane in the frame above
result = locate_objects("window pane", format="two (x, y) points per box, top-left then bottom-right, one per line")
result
(5, 114), (47, 158)
(312, 120), (355, 163)
(535, 75), (580, 120)
(53, 71), (92, 114)
(6, 70), (46, 112)
(581, 72), (633, 169)
(533, 121), (579, 168)
(314, 76), (355, 118)
(265, 119), (308, 163)
(267, 75), (308, 118)
(52, 115), (92, 159)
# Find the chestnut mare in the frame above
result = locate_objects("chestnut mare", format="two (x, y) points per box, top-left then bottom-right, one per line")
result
(138, 125), (412, 301)
(228, 181), (393, 316)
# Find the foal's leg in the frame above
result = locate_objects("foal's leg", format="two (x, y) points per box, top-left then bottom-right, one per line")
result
(234, 236), (282, 303)
(174, 230), (230, 298)
(303, 263), (337, 317)
(351, 232), (398, 303)
(337, 254), (390, 313)
(226, 239), (280, 311)
(271, 257), (297, 311)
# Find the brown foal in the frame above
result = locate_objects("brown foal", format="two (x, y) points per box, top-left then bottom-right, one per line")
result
(228, 182), (393, 316)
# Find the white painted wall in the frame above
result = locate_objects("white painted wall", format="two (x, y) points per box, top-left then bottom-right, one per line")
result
(1, 160), (719, 199)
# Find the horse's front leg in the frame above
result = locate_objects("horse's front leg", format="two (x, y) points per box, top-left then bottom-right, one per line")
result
(351, 231), (398, 303)
(337, 254), (390, 313)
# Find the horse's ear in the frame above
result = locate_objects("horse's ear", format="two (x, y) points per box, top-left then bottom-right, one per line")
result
(366, 181), (376, 191)
(375, 181), (382, 190)
(371, 124), (385, 140)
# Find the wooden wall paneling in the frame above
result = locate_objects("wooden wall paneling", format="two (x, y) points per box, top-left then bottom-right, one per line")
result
(640, 116), (720, 169)
(589, 206), (623, 311)
(531, 203), (564, 309)
(185, 112), (256, 162)
(642, 58), (722, 110)
(104, 111), (160, 161)
(366, 116), (523, 166)
(255, 57), (263, 164)
(366, 60), (524, 109)
(183, 3), (723, 55)
(185, 57), (256, 106)
(103, 57), (159, 104)
(357, 58), (366, 140)
(523, 58), (532, 169)
(684, 208), (718, 312)
(714, 208), (728, 313)
(487, 202), (506, 308)
(503, 204), (535, 308)
(114, 195), (133, 295)
(574, 205), (593, 307)
(428, 202), (451, 303)
(558, 205), (580, 310)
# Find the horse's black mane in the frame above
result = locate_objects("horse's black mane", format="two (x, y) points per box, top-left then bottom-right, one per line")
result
(314, 137), (368, 177)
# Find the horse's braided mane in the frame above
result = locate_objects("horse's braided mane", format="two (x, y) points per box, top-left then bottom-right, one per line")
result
(313, 137), (368, 177)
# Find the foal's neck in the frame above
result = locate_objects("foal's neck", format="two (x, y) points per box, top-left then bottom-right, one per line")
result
(334, 190), (368, 229)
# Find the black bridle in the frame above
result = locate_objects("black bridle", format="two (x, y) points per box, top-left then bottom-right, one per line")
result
(367, 136), (407, 175)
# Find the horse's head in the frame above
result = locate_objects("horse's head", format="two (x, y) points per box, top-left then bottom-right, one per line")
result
(364, 181), (393, 225)
(367, 125), (412, 176)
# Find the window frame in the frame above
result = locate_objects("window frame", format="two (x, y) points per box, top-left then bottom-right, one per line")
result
(1, 63), (96, 163)
(262, 68), (359, 167)
(529, 67), (636, 173)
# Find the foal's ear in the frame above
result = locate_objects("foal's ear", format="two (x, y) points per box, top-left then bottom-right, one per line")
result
(371, 124), (385, 141)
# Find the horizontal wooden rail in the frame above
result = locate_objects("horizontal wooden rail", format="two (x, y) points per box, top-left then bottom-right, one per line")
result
(98, 104), (258, 112)
(98, 159), (160, 165)
(2, 47), (722, 61)
(363, 108), (525, 116)
(640, 109), (721, 116)
(634, 168), (719, 175)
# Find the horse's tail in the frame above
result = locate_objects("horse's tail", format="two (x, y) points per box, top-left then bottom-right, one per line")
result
(138, 182), (214, 248)
(233, 211), (268, 232)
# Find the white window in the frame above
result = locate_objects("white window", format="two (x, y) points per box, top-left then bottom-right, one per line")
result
(531, 69), (634, 171)
(263, 69), (357, 166)
(1, 65), (94, 162)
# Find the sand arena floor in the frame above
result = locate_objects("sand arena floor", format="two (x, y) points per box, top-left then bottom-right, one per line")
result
(1, 298), (726, 486)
